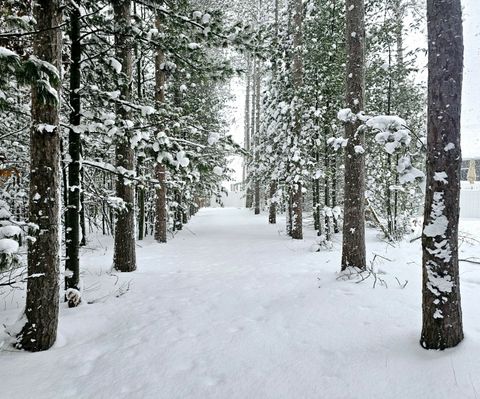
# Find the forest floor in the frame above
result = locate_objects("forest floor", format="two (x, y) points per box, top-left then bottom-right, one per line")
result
(1, 207), (480, 399)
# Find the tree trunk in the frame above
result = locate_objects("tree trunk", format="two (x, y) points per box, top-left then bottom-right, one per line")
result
(137, 158), (145, 240)
(154, 10), (168, 243)
(65, 0), (82, 302)
(254, 182), (261, 215)
(174, 190), (183, 231)
(341, 0), (366, 271)
(135, 5), (145, 241)
(243, 55), (251, 191)
(291, 183), (303, 239)
(253, 58), (261, 215)
(268, 181), (277, 224)
(17, 0), (62, 351)
(154, 163), (167, 243)
(290, 0), (303, 240)
(113, 0), (136, 272)
(420, 0), (463, 350)
(79, 161), (87, 245)
(324, 139), (331, 241)
(286, 188), (293, 236)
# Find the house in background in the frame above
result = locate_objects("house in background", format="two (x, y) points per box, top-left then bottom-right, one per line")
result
(461, 124), (480, 182)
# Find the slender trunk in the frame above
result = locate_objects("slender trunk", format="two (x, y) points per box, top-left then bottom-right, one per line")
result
(386, 154), (393, 235)
(286, 188), (293, 236)
(113, 0), (136, 272)
(313, 176), (320, 233)
(61, 140), (68, 211)
(331, 153), (339, 233)
(65, 0), (82, 300)
(253, 58), (261, 215)
(135, 5), (145, 241)
(247, 56), (256, 210)
(290, 0), (303, 240)
(394, 0), (404, 66)
(244, 55), (251, 188)
(154, 164), (167, 242)
(79, 165), (86, 246)
(154, 10), (168, 243)
(324, 138), (331, 241)
(268, 181), (277, 224)
(421, 0), (463, 350)
(137, 158), (145, 240)
(341, 0), (366, 270)
(267, 0), (279, 225)
(393, 0), (403, 233)
(175, 191), (183, 231)
(386, 42), (393, 236)
(254, 181), (261, 214)
(18, 0), (62, 351)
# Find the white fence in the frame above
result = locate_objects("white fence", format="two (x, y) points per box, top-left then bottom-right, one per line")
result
(460, 181), (480, 218)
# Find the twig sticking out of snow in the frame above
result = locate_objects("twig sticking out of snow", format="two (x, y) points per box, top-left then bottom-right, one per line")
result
(459, 258), (480, 265)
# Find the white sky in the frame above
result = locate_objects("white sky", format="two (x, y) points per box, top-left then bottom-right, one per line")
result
(462, 0), (480, 127)
(461, 0), (480, 159)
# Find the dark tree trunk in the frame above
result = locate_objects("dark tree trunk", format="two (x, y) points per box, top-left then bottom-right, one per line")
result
(268, 181), (277, 224)
(247, 57), (256, 211)
(341, 0), (366, 271)
(79, 162), (86, 246)
(291, 183), (303, 239)
(332, 153), (339, 233)
(286, 188), (293, 236)
(154, 10), (167, 243)
(175, 190), (183, 231)
(290, 0), (303, 240)
(65, 0), (82, 301)
(420, 0), (463, 350)
(135, 7), (145, 241)
(243, 54), (251, 194)
(113, 0), (136, 272)
(324, 141), (331, 241)
(154, 164), (167, 243)
(253, 59), (261, 216)
(137, 158), (145, 240)
(313, 177), (321, 234)
(254, 182), (261, 215)
(17, 0), (62, 351)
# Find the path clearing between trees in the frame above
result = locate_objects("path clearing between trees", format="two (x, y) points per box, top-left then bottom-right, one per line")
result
(1, 207), (480, 398)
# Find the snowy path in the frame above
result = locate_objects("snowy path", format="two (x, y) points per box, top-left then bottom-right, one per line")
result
(1, 208), (480, 399)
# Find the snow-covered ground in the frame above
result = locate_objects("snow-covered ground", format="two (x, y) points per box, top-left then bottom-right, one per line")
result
(1, 208), (480, 399)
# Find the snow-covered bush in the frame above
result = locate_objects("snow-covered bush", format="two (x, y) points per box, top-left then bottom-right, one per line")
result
(0, 200), (22, 271)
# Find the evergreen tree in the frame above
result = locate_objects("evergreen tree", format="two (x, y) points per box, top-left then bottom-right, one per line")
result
(17, 0), (62, 351)
(340, 0), (366, 270)
(420, 0), (464, 350)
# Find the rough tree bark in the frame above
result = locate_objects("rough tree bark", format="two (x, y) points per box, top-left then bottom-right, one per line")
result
(17, 0), (62, 351)
(268, 182), (277, 224)
(420, 0), (464, 350)
(65, 0), (82, 303)
(154, 9), (167, 243)
(113, 0), (136, 272)
(254, 58), (261, 216)
(244, 54), (252, 208)
(341, 0), (366, 270)
(290, 0), (303, 240)
(267, 0), (279, 225)
(135, 1), (145, 241)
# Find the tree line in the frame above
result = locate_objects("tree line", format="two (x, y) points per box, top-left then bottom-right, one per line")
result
(0, 0), (465, 352)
